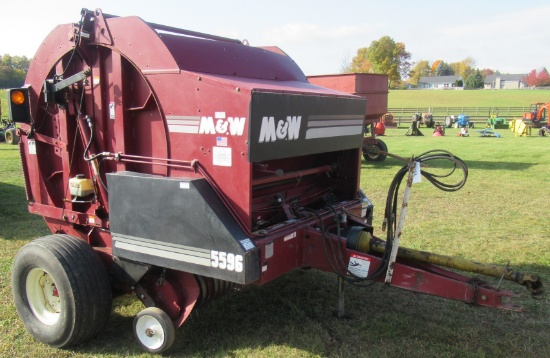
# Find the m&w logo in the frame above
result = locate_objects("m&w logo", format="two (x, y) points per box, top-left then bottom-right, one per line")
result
(258, 116), (301, 143)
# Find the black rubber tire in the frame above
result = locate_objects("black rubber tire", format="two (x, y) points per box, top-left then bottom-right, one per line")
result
(12, 234), (112, 348)
(133, 307), (176, 354)
(5, 128), (19, 145)
(363, 139), (388, 162)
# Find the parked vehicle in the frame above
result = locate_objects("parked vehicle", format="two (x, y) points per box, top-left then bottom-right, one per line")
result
(523, 102), (549, 128)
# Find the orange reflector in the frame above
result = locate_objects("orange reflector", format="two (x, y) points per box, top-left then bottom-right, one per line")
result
(11, 90), (26, 105)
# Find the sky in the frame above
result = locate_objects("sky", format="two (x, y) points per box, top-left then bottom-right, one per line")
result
(2, 1), (550, 76)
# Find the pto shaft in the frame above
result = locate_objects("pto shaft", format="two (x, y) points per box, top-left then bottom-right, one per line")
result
(368, 239), (543, 299)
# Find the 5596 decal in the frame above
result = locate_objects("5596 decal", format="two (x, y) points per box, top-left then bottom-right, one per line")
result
(211, 250), (243, 272)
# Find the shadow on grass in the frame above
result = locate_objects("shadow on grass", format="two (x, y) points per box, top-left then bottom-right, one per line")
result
(0, 181), (47, 241)
(67, 264), (549, 357)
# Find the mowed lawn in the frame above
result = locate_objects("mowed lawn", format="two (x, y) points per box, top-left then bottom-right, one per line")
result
(388, 89), (550, 108)
(0, 89), (549, 357)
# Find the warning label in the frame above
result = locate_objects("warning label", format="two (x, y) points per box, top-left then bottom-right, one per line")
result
(347, 254), (371, 278)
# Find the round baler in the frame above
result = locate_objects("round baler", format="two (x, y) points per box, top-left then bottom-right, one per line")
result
(9, 9), (543, 354)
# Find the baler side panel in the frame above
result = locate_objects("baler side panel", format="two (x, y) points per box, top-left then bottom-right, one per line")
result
(108, 172), (260, 284)
(149, 72), (253, 228)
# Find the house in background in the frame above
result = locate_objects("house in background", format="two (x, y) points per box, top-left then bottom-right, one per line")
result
(417, 76), (463, 89)
(484, 74), (527, 89)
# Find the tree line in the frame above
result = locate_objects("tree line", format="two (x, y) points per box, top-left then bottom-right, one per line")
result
(0, 54), (31, 88)
(341, 36), (550, 89)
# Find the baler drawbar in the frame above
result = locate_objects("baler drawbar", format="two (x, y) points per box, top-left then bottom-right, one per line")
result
(8, 9), (543, 354)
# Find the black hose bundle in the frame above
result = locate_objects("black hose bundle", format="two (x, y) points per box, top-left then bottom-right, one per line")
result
(384, 149), (468, 242)
(308, 149), (468, 286)
(382, 149), (468, 272)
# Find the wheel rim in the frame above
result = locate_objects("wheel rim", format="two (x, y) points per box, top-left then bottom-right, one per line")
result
(26, 267), (61, 325)
(135, 314), (165, 350)
(366, 152), (379, 160)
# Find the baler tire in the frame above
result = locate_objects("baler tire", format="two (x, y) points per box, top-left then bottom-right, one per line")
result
(133, 307), (175, 354)
(5, 128), (19, 145)
(12, 234), (112, 348)
(363, 140), (388, 162)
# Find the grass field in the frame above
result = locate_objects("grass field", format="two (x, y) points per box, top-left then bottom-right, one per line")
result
(1, 124), (549, 357)
(388, 89), (550, 108)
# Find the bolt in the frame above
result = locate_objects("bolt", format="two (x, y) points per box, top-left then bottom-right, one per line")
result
(481, 295), (487, 301)
(145, 328), (155, 337)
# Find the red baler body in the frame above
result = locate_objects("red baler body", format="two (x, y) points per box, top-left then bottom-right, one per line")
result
(9, 9), (539, 353)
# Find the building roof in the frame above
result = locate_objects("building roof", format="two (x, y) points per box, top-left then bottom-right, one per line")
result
(484, 74), (526, 83)
(418, 75), (462, 84)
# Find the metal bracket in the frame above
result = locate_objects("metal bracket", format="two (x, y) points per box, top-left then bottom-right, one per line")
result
(44, 69), (91, 104)
(80, 8), (114, 46)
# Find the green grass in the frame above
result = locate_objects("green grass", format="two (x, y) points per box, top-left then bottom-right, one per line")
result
(389, 89), (550, 108)
(1, 126), (549, 357)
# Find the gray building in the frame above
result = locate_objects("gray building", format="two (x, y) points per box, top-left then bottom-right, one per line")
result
(417, 76), (463, 89)
(484, 74), (527, 89)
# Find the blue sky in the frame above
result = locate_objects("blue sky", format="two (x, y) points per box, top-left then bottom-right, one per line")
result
(2, 1), (549, 76)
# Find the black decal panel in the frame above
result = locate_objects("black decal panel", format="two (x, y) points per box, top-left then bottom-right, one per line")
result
(249, 92), (367, 162)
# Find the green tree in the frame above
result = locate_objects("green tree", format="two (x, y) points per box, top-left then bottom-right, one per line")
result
(11, 55), (30, 71)
(2, 54), (13, 67)
(435, 61), (454, 76)
(409, 60), (431, 86)
(0, 54), (28, 88)
(349, 36), (412, 86)
(464, 69), (484, 89)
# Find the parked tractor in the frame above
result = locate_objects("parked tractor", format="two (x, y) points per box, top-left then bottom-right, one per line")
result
(487, 107), (507, 128)
(420, 112), (435, 128)
(0, 118), (18, 144)
(523, 102), (549, 128)
(411, 112), (433, 128)
(444, 115), (456, 128)
(8, 9), (543, 354)
(454, 114), (474, 128)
